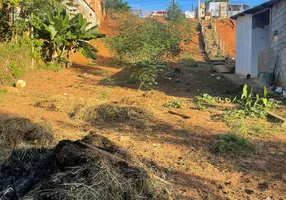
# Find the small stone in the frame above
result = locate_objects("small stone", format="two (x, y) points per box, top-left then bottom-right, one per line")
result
(15, 80), (26, 88)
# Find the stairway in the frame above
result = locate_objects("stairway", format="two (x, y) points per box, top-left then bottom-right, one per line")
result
(201, 20), (234, 74)
(202, 20), (224, 61)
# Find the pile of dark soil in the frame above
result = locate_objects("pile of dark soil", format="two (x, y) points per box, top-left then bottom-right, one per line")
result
(0, 134), (168, 200)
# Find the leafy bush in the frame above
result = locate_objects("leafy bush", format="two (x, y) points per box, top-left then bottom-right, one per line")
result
(165, 3), (185, 24)
(214, 132), (251, 154)
(30, 6), (105, 64)
(107, 18), (181, 63)
(131, 62), (159, 90)
(164, 100), (184, 108)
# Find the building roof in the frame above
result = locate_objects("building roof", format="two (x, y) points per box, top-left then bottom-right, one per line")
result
(231, 0), (282, 19)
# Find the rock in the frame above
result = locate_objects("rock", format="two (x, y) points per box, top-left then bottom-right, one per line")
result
(15, 80), (26, 88)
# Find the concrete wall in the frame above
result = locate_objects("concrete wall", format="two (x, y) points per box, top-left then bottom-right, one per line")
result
(235, 14), (253, 76)
(269, 0), (286, 87)
(251, 25), (270, 77)
(63, 0), (102, 27)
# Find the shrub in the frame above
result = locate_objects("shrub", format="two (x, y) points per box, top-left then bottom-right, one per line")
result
(131, 62), (159, 90)
(107, 18), (181, 63)
(165, 3), (185, 24)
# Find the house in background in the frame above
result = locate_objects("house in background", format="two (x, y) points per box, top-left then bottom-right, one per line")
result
(231, 0), (286, 88)
(207, 2), (250, 18)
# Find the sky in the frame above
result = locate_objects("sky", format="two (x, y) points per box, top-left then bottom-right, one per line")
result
(126, 0), (267, 11)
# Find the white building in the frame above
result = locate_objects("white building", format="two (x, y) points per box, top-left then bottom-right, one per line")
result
(231, 0), (286, 87)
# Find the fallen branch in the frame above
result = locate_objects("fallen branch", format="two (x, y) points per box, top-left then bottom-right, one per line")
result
(266, 111), (286, 123)
(77, 141), (128, 164)
(168, 110), (191, 119)
(153, 175), (172, 185)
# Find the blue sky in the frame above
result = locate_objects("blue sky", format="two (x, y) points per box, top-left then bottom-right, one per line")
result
(126, 0), (267, 11)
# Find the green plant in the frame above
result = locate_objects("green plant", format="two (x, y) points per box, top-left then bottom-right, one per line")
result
(165, 3), (185, 24)
(164, 99), (184, 108)
(30, 6), (105, 64)
(227, 85), (280, 119)
(131, 62), (160, 90)
(100, 90), (109, 99)
(107, 18), (181, 63)
(214, 132), (251, 154)
(196, 93), (226, 104)
(10, 62), (23, 77)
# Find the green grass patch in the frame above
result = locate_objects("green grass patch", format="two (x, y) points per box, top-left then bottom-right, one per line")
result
(214, 132), (252, 154)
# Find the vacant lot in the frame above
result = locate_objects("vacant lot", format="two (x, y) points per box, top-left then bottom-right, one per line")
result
(0, 18), (286, 199)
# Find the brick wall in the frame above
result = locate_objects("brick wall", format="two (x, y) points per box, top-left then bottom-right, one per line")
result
(270, 0), (286, 87)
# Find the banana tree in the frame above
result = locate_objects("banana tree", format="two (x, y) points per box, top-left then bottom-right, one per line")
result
(30, 6), (105, 64)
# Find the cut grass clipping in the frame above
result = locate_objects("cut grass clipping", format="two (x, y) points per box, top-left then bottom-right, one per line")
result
(72, 104), (152, 122)
(0, 134), (169, 200)
(0, 115), (54, 146)
(214, 132), (252, 154)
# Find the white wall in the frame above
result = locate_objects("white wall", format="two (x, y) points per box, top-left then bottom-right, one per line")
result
(251, 25), (270, 77)
(236, 15), (253, 76)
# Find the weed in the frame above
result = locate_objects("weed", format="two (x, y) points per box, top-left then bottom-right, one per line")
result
(10, 62), (24, 78)
(214, 132), (252, 154)
(100, 90), (110, 100)
(226, 85), (280, 119)
(196, 93), (225, 104)
(103, 76), (115, 87)
(164, 100), (184, 108)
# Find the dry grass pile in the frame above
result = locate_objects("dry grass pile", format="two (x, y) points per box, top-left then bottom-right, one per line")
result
(0, 134), (169, 200)
(34, 95), (89, 113)
(0, 115), (54, 146)
(73, 103), (152, 123)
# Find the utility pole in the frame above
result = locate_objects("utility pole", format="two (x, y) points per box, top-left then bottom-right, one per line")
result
(198, 0), (201, 19)
(173, 0), (176, 5)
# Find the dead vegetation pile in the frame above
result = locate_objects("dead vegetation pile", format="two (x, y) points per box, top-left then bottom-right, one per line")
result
(34, 96), (90, 113)
(72, 103), (152, 123)
(0, 115), (54, 146)
(0, 134), (169, 200)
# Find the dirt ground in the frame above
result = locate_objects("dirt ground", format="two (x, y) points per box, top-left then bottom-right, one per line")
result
(0, 18), (286, 199)
(215, 18), (236, 58)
